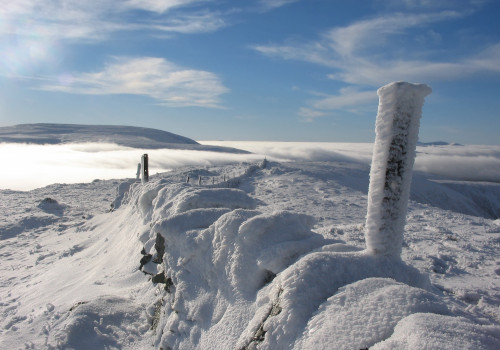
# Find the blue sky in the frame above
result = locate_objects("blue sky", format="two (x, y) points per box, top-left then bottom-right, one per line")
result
(1, 0), (499, 144)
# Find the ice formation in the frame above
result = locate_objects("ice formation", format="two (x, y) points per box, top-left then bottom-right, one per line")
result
(365, 81), (432, 257)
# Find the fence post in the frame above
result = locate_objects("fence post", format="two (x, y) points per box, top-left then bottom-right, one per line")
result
(365, 82), (431, 257)
(136, 163), (141, 180)
(141, 154), (149, 184)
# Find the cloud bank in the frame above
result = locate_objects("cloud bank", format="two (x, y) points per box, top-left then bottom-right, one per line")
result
(1, 142), (499, 191)
(202, 141), (500, 183)
(0, 143), (263, 191)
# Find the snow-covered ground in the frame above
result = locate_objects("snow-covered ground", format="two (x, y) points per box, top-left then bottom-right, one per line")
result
(1, 146), (499, 348)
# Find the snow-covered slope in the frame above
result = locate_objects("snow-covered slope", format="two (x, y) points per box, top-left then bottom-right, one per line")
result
(1, 160), (499, 349)
(0, 124), (248, 153)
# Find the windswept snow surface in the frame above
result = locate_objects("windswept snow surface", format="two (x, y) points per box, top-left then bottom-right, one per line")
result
(1, 160), (500, 349)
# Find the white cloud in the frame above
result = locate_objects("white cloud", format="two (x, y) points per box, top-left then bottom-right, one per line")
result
(323, 11), (463, 57)
(123, 0), (205, 14)
(0, 0), (225, 42)
(150, 12), (226, 34)
(2, 141), (499, 190)
(39, 57), (229, 108)
(253, 7), (500, 115)
(298, 108), (328, 122)
(297, 88), (378, 121)
(0, 142), (264, 191)
(258, 0), (300, 11)
(311, 87), (378, 110)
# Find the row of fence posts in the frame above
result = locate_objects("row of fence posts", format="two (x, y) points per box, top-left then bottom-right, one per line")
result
(185, 172), (244, 186)
(136, 153), (260, 187)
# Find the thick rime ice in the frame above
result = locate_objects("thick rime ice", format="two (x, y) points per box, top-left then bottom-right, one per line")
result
(366, 82), (432, 257)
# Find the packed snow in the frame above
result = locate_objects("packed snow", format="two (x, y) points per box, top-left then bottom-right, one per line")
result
(1, 122), (500, 349)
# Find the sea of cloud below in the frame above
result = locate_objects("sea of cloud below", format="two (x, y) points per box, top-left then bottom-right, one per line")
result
(0, 141), (499, 191)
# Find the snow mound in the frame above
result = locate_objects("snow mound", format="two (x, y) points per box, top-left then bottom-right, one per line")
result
(238, 251), (430, 349)
(37, 197), (66, 216)
(47, 296), (148, 349)
(294, 278), (449, 349)
(372, 313), (500, 349)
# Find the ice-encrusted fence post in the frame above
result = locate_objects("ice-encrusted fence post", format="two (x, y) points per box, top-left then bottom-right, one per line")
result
(136, 163), (141, 180)
(141, 154), (149, 184)
(365, 82), (431, 257)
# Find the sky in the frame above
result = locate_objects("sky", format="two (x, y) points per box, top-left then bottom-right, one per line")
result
(0, 0), (499, 144)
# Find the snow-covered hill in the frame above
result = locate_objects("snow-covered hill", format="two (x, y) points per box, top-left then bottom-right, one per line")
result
(0, 124), (248, 153)
(1, 159), (499, 349)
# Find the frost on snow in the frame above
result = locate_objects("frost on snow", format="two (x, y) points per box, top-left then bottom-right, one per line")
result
(365, 82), (432, 257)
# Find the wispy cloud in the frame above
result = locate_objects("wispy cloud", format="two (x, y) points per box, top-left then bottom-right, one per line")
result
(298, 88), (378, 121)
(123, 0), (206, 14)
(0, 0), (225, 42)
(257, 0), (300, 11)
(298, 108), (328, 122)
(311, 88), (378, 111)
(38, 57), (229, 108)
(252, 7), (500, 118)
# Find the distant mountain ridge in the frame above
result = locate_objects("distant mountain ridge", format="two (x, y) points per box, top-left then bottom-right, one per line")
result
(0, 123), (248, 153)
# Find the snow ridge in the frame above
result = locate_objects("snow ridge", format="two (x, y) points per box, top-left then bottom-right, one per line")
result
(0, 123), (249, 153)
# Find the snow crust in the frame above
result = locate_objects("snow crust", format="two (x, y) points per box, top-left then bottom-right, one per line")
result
(366, 82), (432, 256)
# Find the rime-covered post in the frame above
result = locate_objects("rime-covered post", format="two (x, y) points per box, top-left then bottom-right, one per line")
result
(136, 163), (141, 180)
(141, 154), (149, 184)
(365, 82), (431, 257)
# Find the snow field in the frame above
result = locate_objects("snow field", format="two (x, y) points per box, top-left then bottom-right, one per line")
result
(1, 159), (499, 349)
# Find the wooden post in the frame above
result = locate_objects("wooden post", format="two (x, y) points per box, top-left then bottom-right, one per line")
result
(365, 82), (431, 257)
(141, 154), (149, 184)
